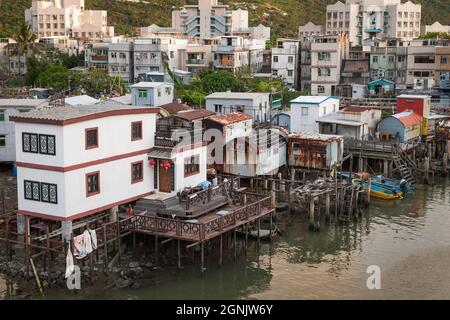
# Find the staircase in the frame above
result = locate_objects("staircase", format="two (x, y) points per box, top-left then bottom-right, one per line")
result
(392, 145), (417, 184)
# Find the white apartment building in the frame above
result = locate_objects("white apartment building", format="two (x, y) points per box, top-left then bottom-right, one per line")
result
(108, 42), (134, 83)
(25, 0), (114, 39)
(299, 22), (325, 39)
(271, 39), (301, 90)
(212, 36), (265, 73)
(406, 39), (437, 90)
(326, 0), (421, 47)
(421, 21), (450, 35)
(171, 0), (249, 38)
(290, 96), (340, 134)
(310, 35), (349, 96)
(133, 38), (188, 82)
(205, 92), (271, 124)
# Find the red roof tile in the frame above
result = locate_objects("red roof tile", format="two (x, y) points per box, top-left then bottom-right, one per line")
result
(392, 110), (423, 127)
(207, 112), (253, 125)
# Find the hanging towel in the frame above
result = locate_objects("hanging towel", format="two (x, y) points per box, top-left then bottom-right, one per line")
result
(65, 246), (74, 279)
(83, 229), (93, 255)
(89, 229), (98, 250)
(73, 234), (86, 258)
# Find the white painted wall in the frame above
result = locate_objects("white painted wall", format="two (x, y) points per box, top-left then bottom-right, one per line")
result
(173, 146), (207, 192)
(291, 98), (339, 133)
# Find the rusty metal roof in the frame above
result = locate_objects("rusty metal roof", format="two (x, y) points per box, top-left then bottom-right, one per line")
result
(207, 112), (253, 125)
(392, 110), (423, 127)
(174, 109), (215, 121)
(159, 102), (191, 115)
(289, 132), (343, 142)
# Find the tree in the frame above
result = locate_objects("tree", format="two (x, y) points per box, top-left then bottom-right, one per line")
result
(9, 21), (38, 75)
(35, 63), (70, 90)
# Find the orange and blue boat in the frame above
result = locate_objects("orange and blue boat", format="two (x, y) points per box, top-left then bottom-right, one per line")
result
(352, 178), (404, 200)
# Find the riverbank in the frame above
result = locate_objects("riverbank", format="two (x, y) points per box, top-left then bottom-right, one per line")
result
(1, 177), (449, 300)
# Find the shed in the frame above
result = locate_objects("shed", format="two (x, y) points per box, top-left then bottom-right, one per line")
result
(368, 79), (395, 95)
(378, 110), (422, 142)
(288, 133), (344, 170)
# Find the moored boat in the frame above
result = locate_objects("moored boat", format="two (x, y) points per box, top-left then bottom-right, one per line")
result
(352, 179), (404, 200)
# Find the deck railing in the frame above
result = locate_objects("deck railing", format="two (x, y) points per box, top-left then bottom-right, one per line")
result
(121, 194), (272, 241)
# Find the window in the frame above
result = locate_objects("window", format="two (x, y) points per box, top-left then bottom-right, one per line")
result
(0, 110), (4, 121)
(22, 132), (39, 153)
(85, 127), (98, 149)
(111, 52), (117, 59)
(318, 85), (325, 93)
(131, 121), (142, 141)
(318, 52), (330, 61)
(40, 182), (57, 204)
(301, 107), (308, 116)
(24, 180), (41, 201)
(157, 89), (161, 97)
(131, 161), (144, 184)
(288, 70), (293, 77)
(373, 56), (378, 63)
(39, 134), (56, 155)
(288, 56), (293, 63)
(414, 56), (435, 64)
(184, 155), (200, 177)
(214, 104), (223, 113)
(273, 56), (278, 63)
(319, 68), (331, 76)
(86, 172), (100, 197)
(0, 135), (5, 147)
(138, 90), (147, 98)
(441, 55), (448, 64)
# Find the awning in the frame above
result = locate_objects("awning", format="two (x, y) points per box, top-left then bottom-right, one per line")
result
(317, 118), (365, 127)
(148, 148), (174, 160)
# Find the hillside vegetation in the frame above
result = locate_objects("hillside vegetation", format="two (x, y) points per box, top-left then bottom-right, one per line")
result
(1, 0), (449, 38)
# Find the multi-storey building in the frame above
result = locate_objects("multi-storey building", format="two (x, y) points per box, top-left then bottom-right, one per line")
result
(185, 39), (217, 75)
(299, 22), (325, 39)
(406, 39), (438, 90)
(84, 42), (109, 70)
(271, 39), (301, 90)
(310, 35), (349, 96)
(212, 36), (265, 73)
(326, 0), (421, 47)
(25, 0), (114, 39)
(370, 38), (408, 89)
(133, 37), (188, 82)
(435, 45), (450, 91)
(299, 40), (312, 93)
(108, 42), (134, 83)
(421, 21), (450, 36)
(171, 0), (249, 38)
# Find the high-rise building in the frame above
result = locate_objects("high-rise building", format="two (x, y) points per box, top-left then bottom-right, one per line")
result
(171, 0), (249, 38)
(326, 0), (421, 47)
(25, 0), (114, 39)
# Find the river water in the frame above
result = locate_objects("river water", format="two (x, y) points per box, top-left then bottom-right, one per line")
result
(2, 177), (450, 300)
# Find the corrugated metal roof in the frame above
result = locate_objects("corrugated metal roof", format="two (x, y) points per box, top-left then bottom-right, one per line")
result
(290, 96), (339, 105)
(205, 92), (269, 100)
(392, 110), (423, 127)
(175, 109), (214, 121)
(0, 99), (48, 107)
(159, 102), (191, 115)
(289, 132), (343, 141)
(397, 94), (431, 100)
(65, 95), (99, 106)
(208, 112), (253, 125)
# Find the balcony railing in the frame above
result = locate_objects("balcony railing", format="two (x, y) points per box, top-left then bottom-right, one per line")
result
(187, 59), (205, 65)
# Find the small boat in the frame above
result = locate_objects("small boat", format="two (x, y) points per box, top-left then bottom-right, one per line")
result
(352, 179), (403, 200)
(372, 175), (413, 194)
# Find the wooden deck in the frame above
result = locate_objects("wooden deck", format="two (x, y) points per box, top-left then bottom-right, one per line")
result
(119, 193), (274, 242)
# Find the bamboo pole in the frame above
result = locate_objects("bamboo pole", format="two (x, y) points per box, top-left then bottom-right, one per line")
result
(30, 257), (45, 297)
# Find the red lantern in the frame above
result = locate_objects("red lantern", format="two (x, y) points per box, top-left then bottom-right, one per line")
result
(149, 159), (156, 166)
(162, 161), (171, 169)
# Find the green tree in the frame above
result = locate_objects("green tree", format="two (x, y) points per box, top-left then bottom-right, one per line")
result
(9, 21), (38, 76)
(35, 63), (70, 90)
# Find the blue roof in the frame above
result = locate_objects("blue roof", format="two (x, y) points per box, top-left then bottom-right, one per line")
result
(289, 96), (339, 105)
(368, 79), (395, 86)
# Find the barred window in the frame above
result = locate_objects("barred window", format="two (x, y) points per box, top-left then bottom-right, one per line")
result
(39, 134), (56, 155)
(24, 180), (41, 201)
(131, 161), (143, 183)
(22, 132), (39, 153)
(41, 182), (58, 204)
(184, 155), (200, 177)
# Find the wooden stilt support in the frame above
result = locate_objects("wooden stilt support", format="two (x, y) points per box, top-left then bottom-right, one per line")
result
(200, 241), (205, 277)
(244, 223), (248, 255)
(103, 224), (108, 272)
(177, 240), (181, 270)
(154, 235), (159, 265)
(233, 229), (237, 261)
(24, 215), (30, 280)
(219, 235), (223, 268)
